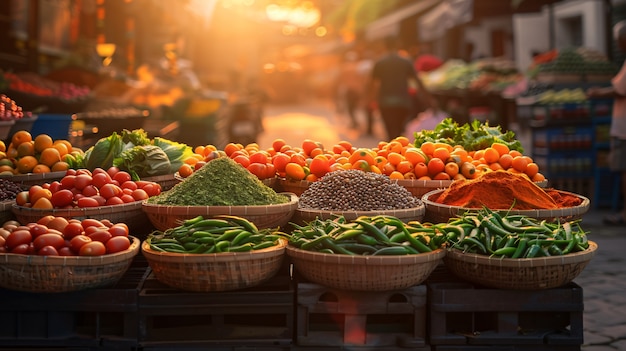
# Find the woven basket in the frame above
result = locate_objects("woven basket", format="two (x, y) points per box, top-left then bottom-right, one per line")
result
(142, 192), (298, 231)
(0, 171), (66, 186)
(394, 179), (452, 197)
(293, 203), (425, 226)
(421, 188), (590, 224)
(11, 201), (152, 233)
(0, 236), (140, 293)
(443, 241), (597, 290)
(286, 245), (445, 291)
(142, 173), (180, 191)
(141, 238), (287, 292)
(278, 179), (311, 196)
(0, 200), (15, 224)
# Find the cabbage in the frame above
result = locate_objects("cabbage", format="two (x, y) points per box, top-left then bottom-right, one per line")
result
(83, 132), (125, 170)
(151, 137), (194, 173)
(113, 145), (171, 180)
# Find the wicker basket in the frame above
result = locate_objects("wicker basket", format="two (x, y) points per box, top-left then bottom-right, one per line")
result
(0, 200), (15, 224)
(141, 238), (287, 292)
(443, 241), (597, 290)
(142, 173), (180, 191)
(293, 203), (425, 226)
(0, 236), (140, 293)
(278, 178), (311, 196)
(421, 188), (590, 224)
(142, 192), (298, 231)
(394, 179), (452, 197)
(0, 171), (66, 187)
(286, 245), (445, 291)
(11, 201), (152, 233)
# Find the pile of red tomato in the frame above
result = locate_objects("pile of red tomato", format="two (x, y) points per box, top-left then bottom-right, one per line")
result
(0, 216), (132, 256)
(15, 166), (162, 209)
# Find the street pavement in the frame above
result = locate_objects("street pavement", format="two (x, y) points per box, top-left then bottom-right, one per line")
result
(257, 99), (626, 351)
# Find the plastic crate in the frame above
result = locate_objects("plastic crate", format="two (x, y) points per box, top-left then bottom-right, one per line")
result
(0, 255), (149, 349)
(5, 115), (38, 143)
(0, 120), (15, 141)
(137, 270), (294, 349)
(30, 113), (75, 140)
(296, 282), (429, 349)
(428, 281), (584, 347)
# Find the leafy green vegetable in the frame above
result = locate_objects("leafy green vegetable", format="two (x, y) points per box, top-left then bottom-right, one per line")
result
(413, 117), (523, 153)
(113, 145), (171, 180)
(120, 129), (151, 148)
(152, 137), (194, 173)
(83, 132), (125, 170)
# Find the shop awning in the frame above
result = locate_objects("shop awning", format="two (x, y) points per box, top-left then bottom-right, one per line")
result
(419, 0), (474, 41)
(364, 0), (441, 41)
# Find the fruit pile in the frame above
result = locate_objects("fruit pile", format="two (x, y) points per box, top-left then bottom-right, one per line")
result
(0, 131), (81, 175)
(0, 94), (32, 121)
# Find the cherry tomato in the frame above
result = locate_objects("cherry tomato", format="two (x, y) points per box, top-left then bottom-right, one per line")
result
(108, 224), (129, 237)
(29, 224), (50, 238)
(63, 221), (84, 238)
(100, 183), (122, 199)
(51, 189), (74, 208)
(70, 235), (92, 253)
(5, 229), (32, 250)
(106, 236), (131, 254)
(113, 171), (131, 184)
(74, 174), (93, 190)
(77, 197), (100, 208)
(79, 241), (106, 256)
(131, 189), (149, 201)
(38, 245), (59, 256)
(87, 229), (112, 244)
(91, 172), (112, 189)
(33, 233), (65, 251)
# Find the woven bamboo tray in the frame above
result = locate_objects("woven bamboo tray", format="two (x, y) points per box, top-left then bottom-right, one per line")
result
(141, 238), (287, 292)
(286, 245), (445, 291)
(11, 201), (151, 233)
(278, 178), (311, 196)
(0, 200), (15, 224)
(444, 241), (597, 290)
(0, 171), (66, 186)
(142, 192), (298, 231)
(421, 188), (590, 224)
(293, 203), (425, 226)
(0, 236), (140, 293)
(142, 173), (180, 191)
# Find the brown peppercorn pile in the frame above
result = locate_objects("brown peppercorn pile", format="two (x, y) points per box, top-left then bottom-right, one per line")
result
(0, 179), (24, 201)
(298, 170), (421, 211)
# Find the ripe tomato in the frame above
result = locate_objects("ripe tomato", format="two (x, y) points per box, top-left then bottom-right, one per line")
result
(131, 189), (149, 201)
(37, 215), (56, 226)
(79, 241), (106, 256)
(81, 218), (104, 229)
(120, 181), (138, 191)
(75, 169), (92, 176)
(28, 185), (43, 200)
(91, 172), (112, 189)
(15, 191), (30, 206)
(84, 225), (109, 236)
(106, 236), (131, 254)
(46, 217), (69, 232)
(64, 169), (77, 176)
(141, 183), (161, 197)
(77, 197), (100, 208)
(108, 224), (129, 237)
(106, 166), (120, 177)
(48, 181), (62, 194)
(33, 233), (65, 251)
(5, 229), (32, 250)
(100, 183), (122, 199)
(70, 235), (91, 253)
(92, 167), (108, 175)
(37, 245), (60, 256)
(106, 196), (124, 206)
(51, 189), (74, 208)
(113, 171), (131, 184)
(87, 229), (112, 244)
(120, 194), (136, 203)
(30, 188), (52, 205)
(74, 174), (93, 190)
(60, 175), (76, 189)
(10, 243), (31, 254)
(91, 195), (106, 206)
(29, 224), (50, 238)
(63, 222), (84, 238)
(81, 184), (99, 197)
(58, 246), (75, 256)
(247, 162), (268, 179)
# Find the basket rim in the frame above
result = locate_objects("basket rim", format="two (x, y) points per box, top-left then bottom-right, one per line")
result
(12, 200), (144, 216)
(295, 203), (425, 218)
(142, 173), (177, 182)
(141, 192), (298, 214)
(421, 188), (590, 216)
(0, 171), (66, 182)
(0, 200), (13, 212)
(141, 238), (287, 263)
(0, 236), (140, 266)
(445, 240), (597, 268)
(285, 244), (445, 266)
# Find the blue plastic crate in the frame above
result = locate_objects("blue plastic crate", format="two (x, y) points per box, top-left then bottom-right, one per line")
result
(30, 113), (75, 140)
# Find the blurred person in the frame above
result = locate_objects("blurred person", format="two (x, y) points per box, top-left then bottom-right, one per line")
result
(412, 42), (443, 118)
(587, 20), (626, 225)
(357, 51), (375, 135)
(368, 37), (431, 140)
(337, 51), (364, 129)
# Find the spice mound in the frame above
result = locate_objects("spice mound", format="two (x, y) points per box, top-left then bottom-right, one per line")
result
(147, 157), (289, 206)
(434, 171), (580, 210)
(299, 169), (421, 211)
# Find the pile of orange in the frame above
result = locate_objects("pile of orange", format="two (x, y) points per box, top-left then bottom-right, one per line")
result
(0, 131), (83, 175)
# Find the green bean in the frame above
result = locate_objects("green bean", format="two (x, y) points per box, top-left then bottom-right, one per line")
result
(372, 246), (410, 255)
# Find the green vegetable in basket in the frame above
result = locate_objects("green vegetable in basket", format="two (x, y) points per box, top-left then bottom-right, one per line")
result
(151, 137), (194, 173)
(113, 145), (171, 180)
(82, 129), (151, 170)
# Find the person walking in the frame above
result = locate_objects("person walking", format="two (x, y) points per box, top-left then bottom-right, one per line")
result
(337, 51), (364, 129)
(369, 37), (431, 140)
(587, 20), (626, 225)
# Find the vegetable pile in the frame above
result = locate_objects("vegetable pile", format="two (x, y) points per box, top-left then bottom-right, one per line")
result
(146, 215), (286, 253)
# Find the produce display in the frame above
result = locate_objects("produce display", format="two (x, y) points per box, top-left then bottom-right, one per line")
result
(289, 214), (446, 255)
(530, 47), (617, 77)
(298, 169), (420, 211)
(148, 156), (288, 206)
(0, 131), (81, 175)
(0, 216), (131, 256)
(14, 167), (162, 209)
(420, 58), (522, 92)
(0, 94), (32, 121)
(1, 71), (91, 103)
(146, 215), (286, 254)
(445, 207), (590, 258)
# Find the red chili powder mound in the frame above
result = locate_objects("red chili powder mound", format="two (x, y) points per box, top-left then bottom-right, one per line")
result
(434, 171), (580, 210)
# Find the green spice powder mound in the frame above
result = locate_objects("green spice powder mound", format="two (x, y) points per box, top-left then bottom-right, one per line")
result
(147, 157), (289, 206)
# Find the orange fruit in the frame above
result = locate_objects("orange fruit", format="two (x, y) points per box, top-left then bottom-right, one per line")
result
(285, 162), (306, 181)
(16, 155), (38, 174)
(482, 147), (500, 164)
(385, 140), (403, 154)
(433, 172), (451, 180)
(52, 142), (69, 157)
(386, 152), (404, 166)
(508, 150), (523, 158)
(12, 130), (32, 147)
(31, 197), (54, 209)
(511, 155), (529, 172)
(51, 161), (70, 172)
(178, 164), (194, 178)
(525, 162), (539, 178)
(444, 162), (459, 177)
(427, 158), (445, 176)
(16, 141), (35, 157)
(224, 142), (242, 157)
(389, 171), (404, 180)
(0, 164), (14, 174)
(39, 147), (62, 167)
(54, 139), (73, 152)
(491, 142), (510, 156)
(432, 147), (450, 161)
(392, 136), (411, 147)
(0, 140), (5, 152)
(309, 155), (330, 178)
(396, 160), (414, 175)
(32, 164), (51, 173)
(532, 172), (546, 182)
(404, 148), (427, 165)
(498, 153), (513, 169)
(272, 138), (287, 153)
(34, 134), (53, 153)
(414, 162), (429, 178)
(302, 139), (322, 156)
